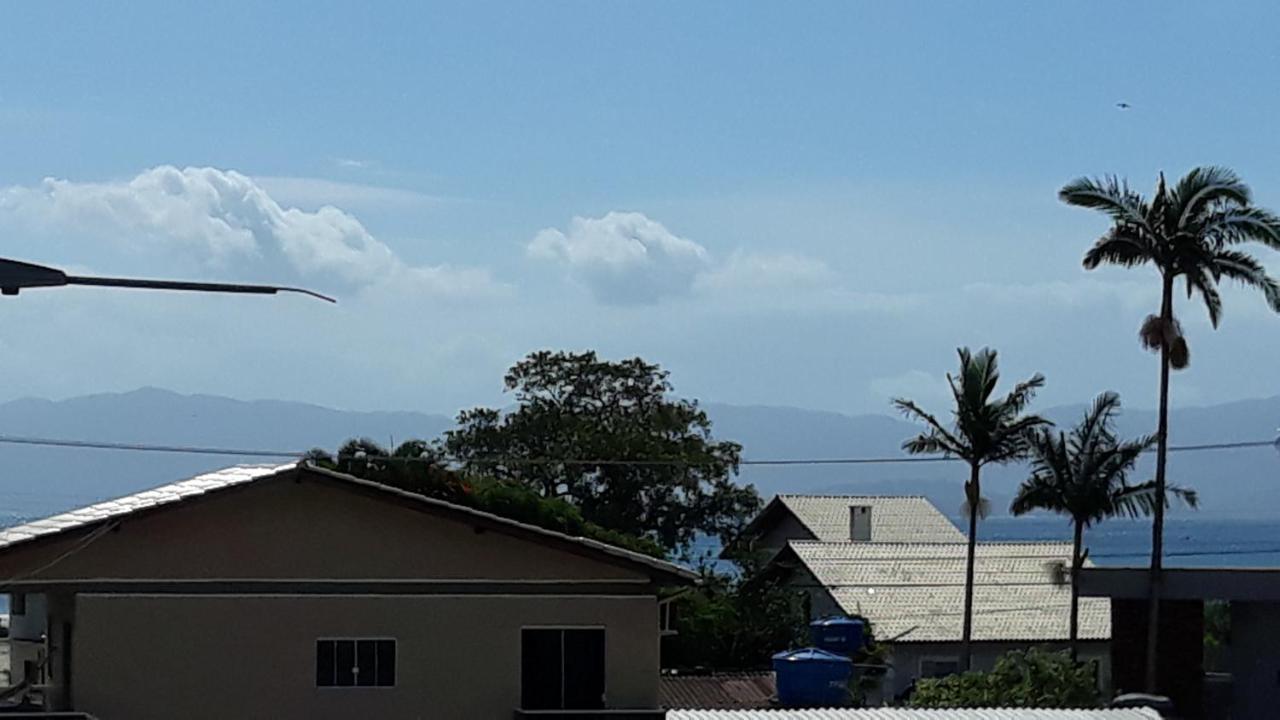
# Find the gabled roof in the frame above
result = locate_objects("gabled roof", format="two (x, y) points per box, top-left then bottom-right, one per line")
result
(0, 462), (696, 585)
(660, 672), (776, 710)
(666, 709), (1161, 719)
(761, 495), (966, 544)
(782, 541), (1110, 643)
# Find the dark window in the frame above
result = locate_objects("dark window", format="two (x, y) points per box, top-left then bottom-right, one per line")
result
(920, 658), (959, 679)
(10, 593), (25, 617)
(521, 628), (605, 710)
(316, 639), (395, 688)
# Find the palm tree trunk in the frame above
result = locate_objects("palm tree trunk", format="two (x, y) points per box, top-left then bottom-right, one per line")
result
(961, 461), (980, 672)
(1070, 520), (1083, 664)
(1144, 273), (1174, 693)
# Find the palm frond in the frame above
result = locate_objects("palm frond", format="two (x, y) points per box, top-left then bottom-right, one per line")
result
(1212, 249), (1280, 312)
(892, 398), (966, 458)
(1186, 268), (1224, 327)
(1173, 166), (1251, 229)
(1059, 175), (1151, 229)
(1001, 373), (1047, 416)
(1083, 228), (1155, 270)
(1201, 206), (1280, 250)
(1114, 481), (1199, 518)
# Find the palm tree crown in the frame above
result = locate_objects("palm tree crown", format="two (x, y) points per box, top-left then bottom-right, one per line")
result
(1012, 392), (1196, 527)
(894, 347), (1048, 670)
(894, 347), (1048, 468)
(1061, 166), (1280, 334)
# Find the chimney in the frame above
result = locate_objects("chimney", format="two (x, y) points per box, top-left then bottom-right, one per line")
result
(849, 505), (872, 541)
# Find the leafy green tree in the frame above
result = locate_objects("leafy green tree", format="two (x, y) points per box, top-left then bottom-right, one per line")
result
(1011, 392), (1197, 660)
(1060, 167), (1280, 689)
(445, 350), (759, 557)
(894, 347), (1048, 671)
(662, 564), (809, 671)
(910, 648), (1101, 709)
(307, 439), (665, 558)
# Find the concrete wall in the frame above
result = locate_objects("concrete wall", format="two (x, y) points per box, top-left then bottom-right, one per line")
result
(73, 593), (660, 720)
(0, 474), (646, 583)
(886, 641), (1111, 699)
(1229, 601), (1280, 720)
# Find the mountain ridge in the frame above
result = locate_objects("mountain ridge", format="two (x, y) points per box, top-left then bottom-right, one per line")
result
(0, 388), (1273, 520)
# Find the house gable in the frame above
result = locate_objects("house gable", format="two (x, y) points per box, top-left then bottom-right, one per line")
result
(0, 466), (669, 585)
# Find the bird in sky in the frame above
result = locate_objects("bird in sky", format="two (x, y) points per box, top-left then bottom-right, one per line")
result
(1116, 102), (1131, 110)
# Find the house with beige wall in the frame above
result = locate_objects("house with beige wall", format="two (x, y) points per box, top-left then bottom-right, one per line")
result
(0, 462), (693, 720)
(744, 495), (1110, 701)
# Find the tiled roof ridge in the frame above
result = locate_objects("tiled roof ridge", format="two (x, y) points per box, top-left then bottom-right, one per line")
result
(788, 539), (1073, 548)
(777, 493), (930, 499)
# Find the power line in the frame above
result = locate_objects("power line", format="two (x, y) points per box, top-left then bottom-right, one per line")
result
(0, 434), (1273, 466)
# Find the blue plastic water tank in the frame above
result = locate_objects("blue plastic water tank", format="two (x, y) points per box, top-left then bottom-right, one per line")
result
(771, 647), (853, 707)
(810, 615), (865, 657)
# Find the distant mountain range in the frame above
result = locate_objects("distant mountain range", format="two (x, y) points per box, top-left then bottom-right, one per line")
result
(0, 388), (1275, 521)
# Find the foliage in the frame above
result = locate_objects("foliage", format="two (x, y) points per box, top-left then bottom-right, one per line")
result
(661, 562), (809, 671)
(444, 350), (760, 557)
(1060, 166), (1280, 688)
(1012, 392), (1197, 529)
(1012, 391), (1196, 659)
(307, 440), (665, 559)
(893, 347), (1048, 669)
(1204, 600), (1230, 672)
(1061, 167), (1280, 335)
(910, 648), (1101, 709)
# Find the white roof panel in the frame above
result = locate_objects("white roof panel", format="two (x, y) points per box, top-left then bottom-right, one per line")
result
(777, 496), (966, 544)
(789, 541), (1110, 643)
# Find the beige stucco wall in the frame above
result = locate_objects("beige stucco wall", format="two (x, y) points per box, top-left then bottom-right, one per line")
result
(73, 593), (660, 720)
(0, 474), (646, 583)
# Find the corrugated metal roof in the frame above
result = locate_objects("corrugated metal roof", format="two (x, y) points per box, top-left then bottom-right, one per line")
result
(668, 708), (1161, 719)
(660, 673), (776, 709)
(777, 496), (966, 544)
(0, 463), (293, 549)
(789, 541), (1110, 643)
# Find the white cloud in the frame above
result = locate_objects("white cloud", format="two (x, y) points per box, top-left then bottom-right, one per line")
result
(0, 166), (503, 300)
(253, 176), (446, 213)
(529, 211), (711, 304)
(695, 250), (835, 292)
(529, 210), (862, 307)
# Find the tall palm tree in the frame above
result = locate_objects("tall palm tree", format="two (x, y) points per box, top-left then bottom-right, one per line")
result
(1011, 392), (1198, 661)
(894, 347), (1048, 671)
(1060, 167), (1280, 689)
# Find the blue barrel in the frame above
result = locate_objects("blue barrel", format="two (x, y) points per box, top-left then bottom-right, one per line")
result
(772, 647), (853, 707)
(810, 616), (865, 657)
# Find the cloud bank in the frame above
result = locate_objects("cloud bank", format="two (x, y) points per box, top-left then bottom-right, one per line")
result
(0, 166), (502, 299)
(529, 211), (834, 304)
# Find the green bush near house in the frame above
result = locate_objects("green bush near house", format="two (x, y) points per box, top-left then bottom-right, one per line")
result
(910, 648), (1101, 709)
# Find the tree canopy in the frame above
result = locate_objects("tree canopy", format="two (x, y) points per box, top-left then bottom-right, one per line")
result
(444, 350), (760, 556)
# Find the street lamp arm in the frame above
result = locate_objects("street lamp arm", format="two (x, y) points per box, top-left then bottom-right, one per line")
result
(0, 258), (335, 303)
(63, 275), (337, 303)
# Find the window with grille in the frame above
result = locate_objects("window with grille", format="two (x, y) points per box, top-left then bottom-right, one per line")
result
(316, 638), (396, 688)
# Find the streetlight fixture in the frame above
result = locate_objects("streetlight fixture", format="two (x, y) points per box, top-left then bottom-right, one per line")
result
(0, 257), (335, 303)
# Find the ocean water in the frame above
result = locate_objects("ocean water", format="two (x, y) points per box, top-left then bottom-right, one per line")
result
(979, 516), (1280, 568)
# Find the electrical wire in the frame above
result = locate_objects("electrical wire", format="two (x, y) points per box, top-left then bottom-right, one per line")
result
(0, 434), (1273, 466)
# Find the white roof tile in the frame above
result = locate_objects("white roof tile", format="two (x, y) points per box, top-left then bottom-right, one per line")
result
(789, 541), (1110, 643)
(0, 464), (294, 549)
(668, 710), (1160, 719)
(777, 496), (966, 544)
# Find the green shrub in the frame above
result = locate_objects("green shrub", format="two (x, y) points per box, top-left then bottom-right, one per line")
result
(910, 648), (1101, 709)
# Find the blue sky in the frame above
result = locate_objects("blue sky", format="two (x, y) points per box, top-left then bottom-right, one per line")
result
(2, 2), (1279, 417)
